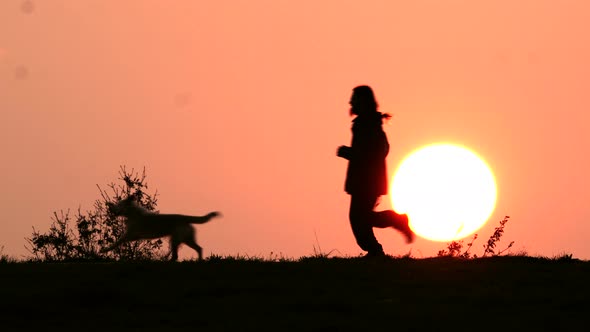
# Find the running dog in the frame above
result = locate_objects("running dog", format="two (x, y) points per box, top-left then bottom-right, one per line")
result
(101, 196), (220, 261)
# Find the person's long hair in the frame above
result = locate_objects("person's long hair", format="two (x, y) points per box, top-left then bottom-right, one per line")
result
(350, 85), (392, 119)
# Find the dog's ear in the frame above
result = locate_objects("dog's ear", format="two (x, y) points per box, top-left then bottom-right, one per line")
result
(106, 201), (117, 215)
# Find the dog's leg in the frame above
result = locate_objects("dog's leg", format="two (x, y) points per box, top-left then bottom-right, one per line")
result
(184, 238), (203, 261)
(170, 238), (180, 262)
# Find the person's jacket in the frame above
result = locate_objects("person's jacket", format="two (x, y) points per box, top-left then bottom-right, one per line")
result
(342, 112), (390, 196)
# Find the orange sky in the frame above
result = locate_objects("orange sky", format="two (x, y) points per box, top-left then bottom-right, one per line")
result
(1, 1), (589, 260)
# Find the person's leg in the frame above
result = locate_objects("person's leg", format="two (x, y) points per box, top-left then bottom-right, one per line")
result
(372, 210), (415, 244)
(349, 195), (385, 255)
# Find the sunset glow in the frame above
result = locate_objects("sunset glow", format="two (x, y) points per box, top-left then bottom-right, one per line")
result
(2, 1), (590, 259)
(390, 144), (497, 242)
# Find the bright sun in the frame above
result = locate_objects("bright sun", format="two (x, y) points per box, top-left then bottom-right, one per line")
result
(390, 143), (497, 242)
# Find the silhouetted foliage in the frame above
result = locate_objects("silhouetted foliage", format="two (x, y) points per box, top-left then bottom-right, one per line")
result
(482, 216), (514, 257)
(438, 216), (514, 258)
(0, 245), (15, 263)
(25, 166), (166, 261)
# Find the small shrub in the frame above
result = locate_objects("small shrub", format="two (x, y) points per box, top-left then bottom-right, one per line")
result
(25, 166), (167, 262)
(438, 216), (514, 259)
(552, 252), (576, 261)
(482, 216), (514, 257)
(0, 246), (15, 263)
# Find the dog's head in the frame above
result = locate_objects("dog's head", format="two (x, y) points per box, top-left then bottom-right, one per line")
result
(106, 196), (136, 216)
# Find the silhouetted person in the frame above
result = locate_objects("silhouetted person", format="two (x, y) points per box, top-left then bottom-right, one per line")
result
(337, 85), (415, 257)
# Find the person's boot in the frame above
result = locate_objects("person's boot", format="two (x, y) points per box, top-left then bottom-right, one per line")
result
(396, 213), (415, 244)
(381, 210), (415, 244)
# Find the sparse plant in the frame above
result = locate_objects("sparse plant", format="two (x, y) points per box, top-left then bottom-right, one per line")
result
(438, 216), (513, 259)
(26, 210), (77, 261)
(481, 216), (513, 257)
(25, 166), (166, 261)
(207, 253), (272, 262)
(552, 252), (576, 261)
(437, 240), (464, 258)
(0, 245), (15, 263)
(460, 233), (478, 258)
(268, 251), (294, 262)
(310, 230), (339, 258)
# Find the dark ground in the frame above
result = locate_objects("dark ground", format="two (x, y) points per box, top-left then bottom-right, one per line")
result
(0, 256), (588, 331)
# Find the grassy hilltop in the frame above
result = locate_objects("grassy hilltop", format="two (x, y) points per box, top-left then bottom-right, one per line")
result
(0, 256), (588, 331)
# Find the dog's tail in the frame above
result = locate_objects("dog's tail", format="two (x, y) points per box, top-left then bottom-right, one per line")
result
(187, 211), (221, 224)
(159, 211), (221, 224)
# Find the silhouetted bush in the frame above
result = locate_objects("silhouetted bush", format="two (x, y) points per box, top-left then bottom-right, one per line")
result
(438, 216), (514, 258)
(25, 166), (166, 261)
(0, 245), (15, 263)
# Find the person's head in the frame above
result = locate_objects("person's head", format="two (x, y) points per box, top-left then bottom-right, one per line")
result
(349, 85), (391, 119)
(349, 85), (378, 116)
